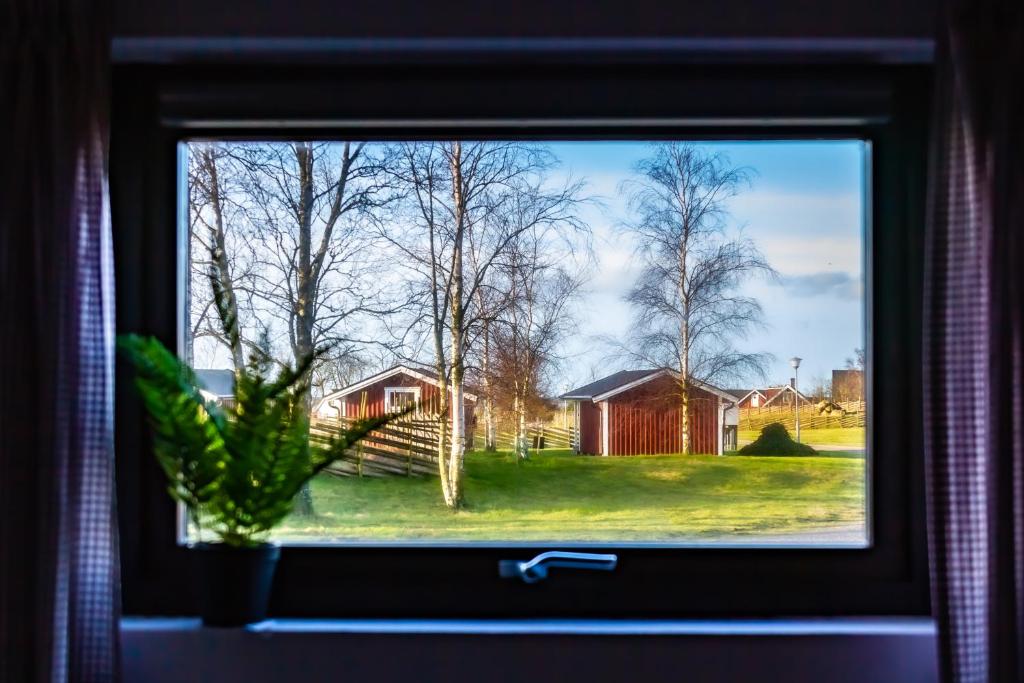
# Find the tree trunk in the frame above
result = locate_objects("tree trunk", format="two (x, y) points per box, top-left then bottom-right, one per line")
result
(515, 391), (529, 460)
(679, 248), (690, 456)
(202, 149), (245, 373)
(434, 362), (452, 505)
(481, 322), (497, 451)
(292, 142), (316, 517)
(445, 142), (466, 509)
(679, 344), (690, 455)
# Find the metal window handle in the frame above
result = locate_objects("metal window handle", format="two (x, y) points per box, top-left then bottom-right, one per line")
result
(499, 551), (618, 584)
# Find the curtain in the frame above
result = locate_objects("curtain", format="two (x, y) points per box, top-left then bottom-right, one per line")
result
(0, 1), (120, 681)
(925, 1), (1024, 681)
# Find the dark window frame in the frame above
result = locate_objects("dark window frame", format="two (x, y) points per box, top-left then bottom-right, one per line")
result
(112, 60), (930, 618)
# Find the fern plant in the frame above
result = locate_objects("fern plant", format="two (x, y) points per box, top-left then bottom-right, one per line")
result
(119, 240), (405, 547)
(119, 335), (402, 547)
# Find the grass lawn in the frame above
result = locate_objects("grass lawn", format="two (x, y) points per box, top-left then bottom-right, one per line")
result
(738, 426), (865, 448)
(274, 448), (866, 543)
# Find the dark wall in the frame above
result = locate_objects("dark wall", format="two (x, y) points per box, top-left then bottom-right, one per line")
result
(113, 0), (937, 39)
(122, 620), (939, 683)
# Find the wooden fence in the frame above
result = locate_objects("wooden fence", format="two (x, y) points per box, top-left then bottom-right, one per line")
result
(310, 416), (441, 478)
(738, 401), (865, 432)
(471, 423), (578, 451)
(310, 416), (581, 478)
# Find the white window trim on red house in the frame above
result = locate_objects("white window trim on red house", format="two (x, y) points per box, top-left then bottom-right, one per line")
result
(601, 401), (609, 457)
(384, 386), (421, 413)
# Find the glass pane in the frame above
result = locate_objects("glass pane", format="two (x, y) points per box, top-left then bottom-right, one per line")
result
(182, 139), (867, 546)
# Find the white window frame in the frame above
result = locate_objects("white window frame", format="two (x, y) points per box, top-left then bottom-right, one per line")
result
(384, 386), (421, 413)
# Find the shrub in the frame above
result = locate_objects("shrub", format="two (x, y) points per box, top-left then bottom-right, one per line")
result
(737, 422), (817, 456)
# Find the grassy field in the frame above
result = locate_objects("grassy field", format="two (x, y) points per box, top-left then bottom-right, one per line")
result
(738, 426), (865, 448)
(274, 448), (866, 543)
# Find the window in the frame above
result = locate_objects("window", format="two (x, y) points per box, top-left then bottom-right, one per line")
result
(384, 387), (421, 413)
(114, 62), (929, 617)
(182, 137), (869, 546)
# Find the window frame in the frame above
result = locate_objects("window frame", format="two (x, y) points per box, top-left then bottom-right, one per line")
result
(112, 59), (930, 618)
(384, 386), (422, 414)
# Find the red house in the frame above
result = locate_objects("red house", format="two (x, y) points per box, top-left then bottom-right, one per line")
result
(725, 388), (768, 409)
(560, 369), (737, 456)
(314, 364), (477, 441)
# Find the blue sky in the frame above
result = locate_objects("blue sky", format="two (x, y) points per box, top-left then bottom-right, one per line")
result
(188, 139), (866, 396)
(546, 140), (867, 393)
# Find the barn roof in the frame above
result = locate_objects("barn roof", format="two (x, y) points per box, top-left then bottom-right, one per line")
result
(316, 364), (479, 411)
(725, 387), (768, 403)
(760, 384), (811, 406)
(561, 369), (736, 404)
(559, 369), (660, 400)
(194, 369), (234, 398)
(724, 388), (754, 399)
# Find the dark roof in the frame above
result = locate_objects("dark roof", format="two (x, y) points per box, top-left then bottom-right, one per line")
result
(724, 388), (755, 400)
(559, 369), (661, 399)
(194, 369), (235, 397)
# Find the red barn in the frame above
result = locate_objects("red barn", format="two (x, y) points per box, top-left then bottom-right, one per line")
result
(725, 388), (768, 409)
(561, 369), (736, 456)
(760, 383), (810, 408)
(314, 364), (477, 441)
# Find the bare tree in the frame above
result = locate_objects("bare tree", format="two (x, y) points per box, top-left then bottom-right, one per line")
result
(492, 230), (585, 459)
(188, 144), (256, 371)
(229, 141), (401, 514)
(845, 347), (865, 370)
(468, 260), (507, 452)
(806, 374), (833, 402)
(387, 141), (587, 508)
(619, 143), (775, 454)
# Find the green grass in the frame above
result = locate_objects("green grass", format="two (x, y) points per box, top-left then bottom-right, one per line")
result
(738, 426), (865, 448)
(273, 448), (866, 543)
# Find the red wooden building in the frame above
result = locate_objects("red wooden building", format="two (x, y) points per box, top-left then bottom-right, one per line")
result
(314, 364), (477, 441)
(760, 383), (810, 408)
(727, 384), (810, 409)
(561, 369), (737, 456)
(725, 388), (768, 409)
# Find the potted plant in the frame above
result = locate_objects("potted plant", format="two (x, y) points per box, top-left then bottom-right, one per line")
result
(119, 273), (403, 626)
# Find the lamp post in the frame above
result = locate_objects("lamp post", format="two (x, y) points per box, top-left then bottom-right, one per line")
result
(789, 357), (803, 443)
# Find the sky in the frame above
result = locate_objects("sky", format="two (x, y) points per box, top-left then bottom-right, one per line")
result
(188, 139), (867, 396)
(546, 139), (866, 393)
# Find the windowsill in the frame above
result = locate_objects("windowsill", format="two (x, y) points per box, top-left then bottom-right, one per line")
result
(122, 615), (935, 636)
(121, 617), (937, 682)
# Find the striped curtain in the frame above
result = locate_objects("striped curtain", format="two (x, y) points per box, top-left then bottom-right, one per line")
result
(924, 1), (1024, 681)
(0, 1), (120, 681)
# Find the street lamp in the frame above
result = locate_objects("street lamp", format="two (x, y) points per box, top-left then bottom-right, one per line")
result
(789, 357), (803, 442)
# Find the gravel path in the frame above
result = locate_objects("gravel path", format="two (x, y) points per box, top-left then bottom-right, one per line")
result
(709, 524), (868, 546)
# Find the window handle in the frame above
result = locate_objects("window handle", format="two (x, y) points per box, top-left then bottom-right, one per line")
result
(499, 551), (618, 584)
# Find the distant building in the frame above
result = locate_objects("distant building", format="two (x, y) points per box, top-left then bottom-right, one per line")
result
(729, 384), (809, 409)
(761, 383), (811, 408)
(314, 364), (478, 442)
(194, 369), (235, 408)
(832, 369), (864, 403)
(560, 369), (737, 456)
(725, 388), (768, 409)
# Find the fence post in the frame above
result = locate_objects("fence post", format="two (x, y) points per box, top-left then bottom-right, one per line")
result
(406, 420), (413, 477)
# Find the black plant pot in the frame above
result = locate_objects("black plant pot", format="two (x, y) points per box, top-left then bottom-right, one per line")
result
(194, 543), (281, 627)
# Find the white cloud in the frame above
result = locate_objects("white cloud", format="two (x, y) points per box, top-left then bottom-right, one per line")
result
(759, 236), (863, 275)
(778, 271), (863, 301)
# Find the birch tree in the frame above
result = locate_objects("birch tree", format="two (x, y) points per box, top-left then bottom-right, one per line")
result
(492, 230), (585, 459)
(620, 143), (775, 454)
(388, 141), (586, 508)
(231, 141), (400, 514)
(188, 144), (256, 371)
